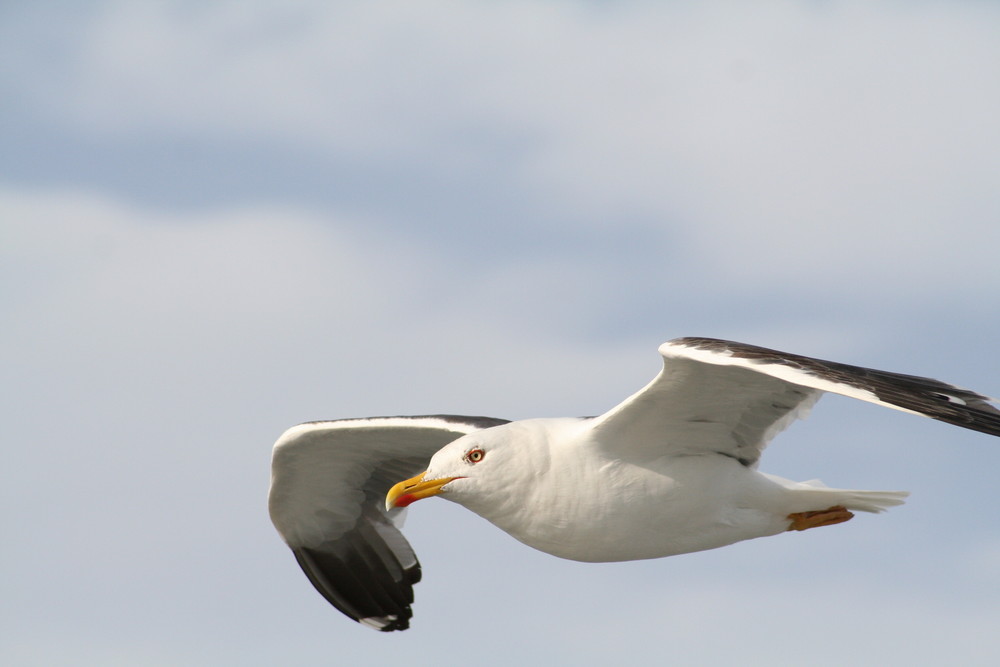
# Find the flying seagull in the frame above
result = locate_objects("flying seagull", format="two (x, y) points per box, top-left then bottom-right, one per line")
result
(268, 337), (999, 631)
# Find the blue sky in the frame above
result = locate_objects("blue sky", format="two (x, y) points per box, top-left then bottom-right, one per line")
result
(3, 2), (1000, 665)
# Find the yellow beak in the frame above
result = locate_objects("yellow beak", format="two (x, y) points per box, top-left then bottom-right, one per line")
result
(385, 472), (460, 511)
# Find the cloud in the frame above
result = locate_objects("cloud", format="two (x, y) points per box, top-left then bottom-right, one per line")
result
(0, 186), (646, 417)
(4, 1), (998, 304)
(4, 184), (1000, 666)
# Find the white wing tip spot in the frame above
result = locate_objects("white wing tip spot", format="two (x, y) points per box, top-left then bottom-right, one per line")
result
(360, 615), (397, 630)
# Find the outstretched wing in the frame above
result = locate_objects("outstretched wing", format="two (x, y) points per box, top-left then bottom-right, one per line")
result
(591, 337), (1000, 466)
(269, 415), (509, 631)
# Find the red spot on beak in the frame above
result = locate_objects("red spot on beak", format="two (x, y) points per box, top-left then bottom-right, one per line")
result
(395, 493), (417, 508)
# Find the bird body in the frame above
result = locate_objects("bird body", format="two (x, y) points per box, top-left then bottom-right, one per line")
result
(406, 417), (904, 563)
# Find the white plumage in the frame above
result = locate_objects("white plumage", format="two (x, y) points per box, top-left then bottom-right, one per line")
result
(269, 338), (1000, 631)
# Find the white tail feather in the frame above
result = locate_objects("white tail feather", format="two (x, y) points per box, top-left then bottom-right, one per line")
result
(770, 475), (910, 514)
(835, 489), (910, 513)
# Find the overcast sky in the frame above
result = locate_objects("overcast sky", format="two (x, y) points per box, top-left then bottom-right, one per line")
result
(3, 1), (1000, 665)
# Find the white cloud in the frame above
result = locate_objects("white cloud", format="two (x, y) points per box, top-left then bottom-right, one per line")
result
(4, 185), (1000, 667)
(0, 187), (650, 419)
(6, 1), (997, 301)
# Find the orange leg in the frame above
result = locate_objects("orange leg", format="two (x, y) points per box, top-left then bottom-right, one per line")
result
(787, 505), (854, 532)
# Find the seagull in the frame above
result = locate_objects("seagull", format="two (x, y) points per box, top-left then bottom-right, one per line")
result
(268, 337), (1000, 631)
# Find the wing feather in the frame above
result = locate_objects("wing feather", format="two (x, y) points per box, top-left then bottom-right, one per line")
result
(591, 338), (999, 466)
(668, 338), (1000, 436)
(269, 415), (508, 631)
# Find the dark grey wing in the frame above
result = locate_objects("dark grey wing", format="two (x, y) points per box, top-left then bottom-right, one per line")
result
(671, 338), (1000, 437)
(268, 415), (509, 631)
(590, 338), (999, 465)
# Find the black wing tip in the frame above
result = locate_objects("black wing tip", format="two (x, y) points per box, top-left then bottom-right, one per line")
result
(867, 376), (1000, 438)
(292, 545), (419, 632)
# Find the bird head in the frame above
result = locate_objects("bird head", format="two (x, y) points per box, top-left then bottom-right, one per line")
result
(385, 433), (497, 510)
(384, 421), (556, 518)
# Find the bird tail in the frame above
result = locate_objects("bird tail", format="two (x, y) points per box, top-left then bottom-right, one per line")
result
(765, 475), (910, 514)
(793, 478), (909, 513)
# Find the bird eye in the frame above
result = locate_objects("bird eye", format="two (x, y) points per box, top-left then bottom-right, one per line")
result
(465, 448), (485, 464)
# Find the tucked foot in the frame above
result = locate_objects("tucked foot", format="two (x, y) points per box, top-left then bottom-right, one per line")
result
(787, 505), (855, 532)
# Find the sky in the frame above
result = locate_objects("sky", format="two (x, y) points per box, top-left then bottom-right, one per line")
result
(3, 1), (1000, 665)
